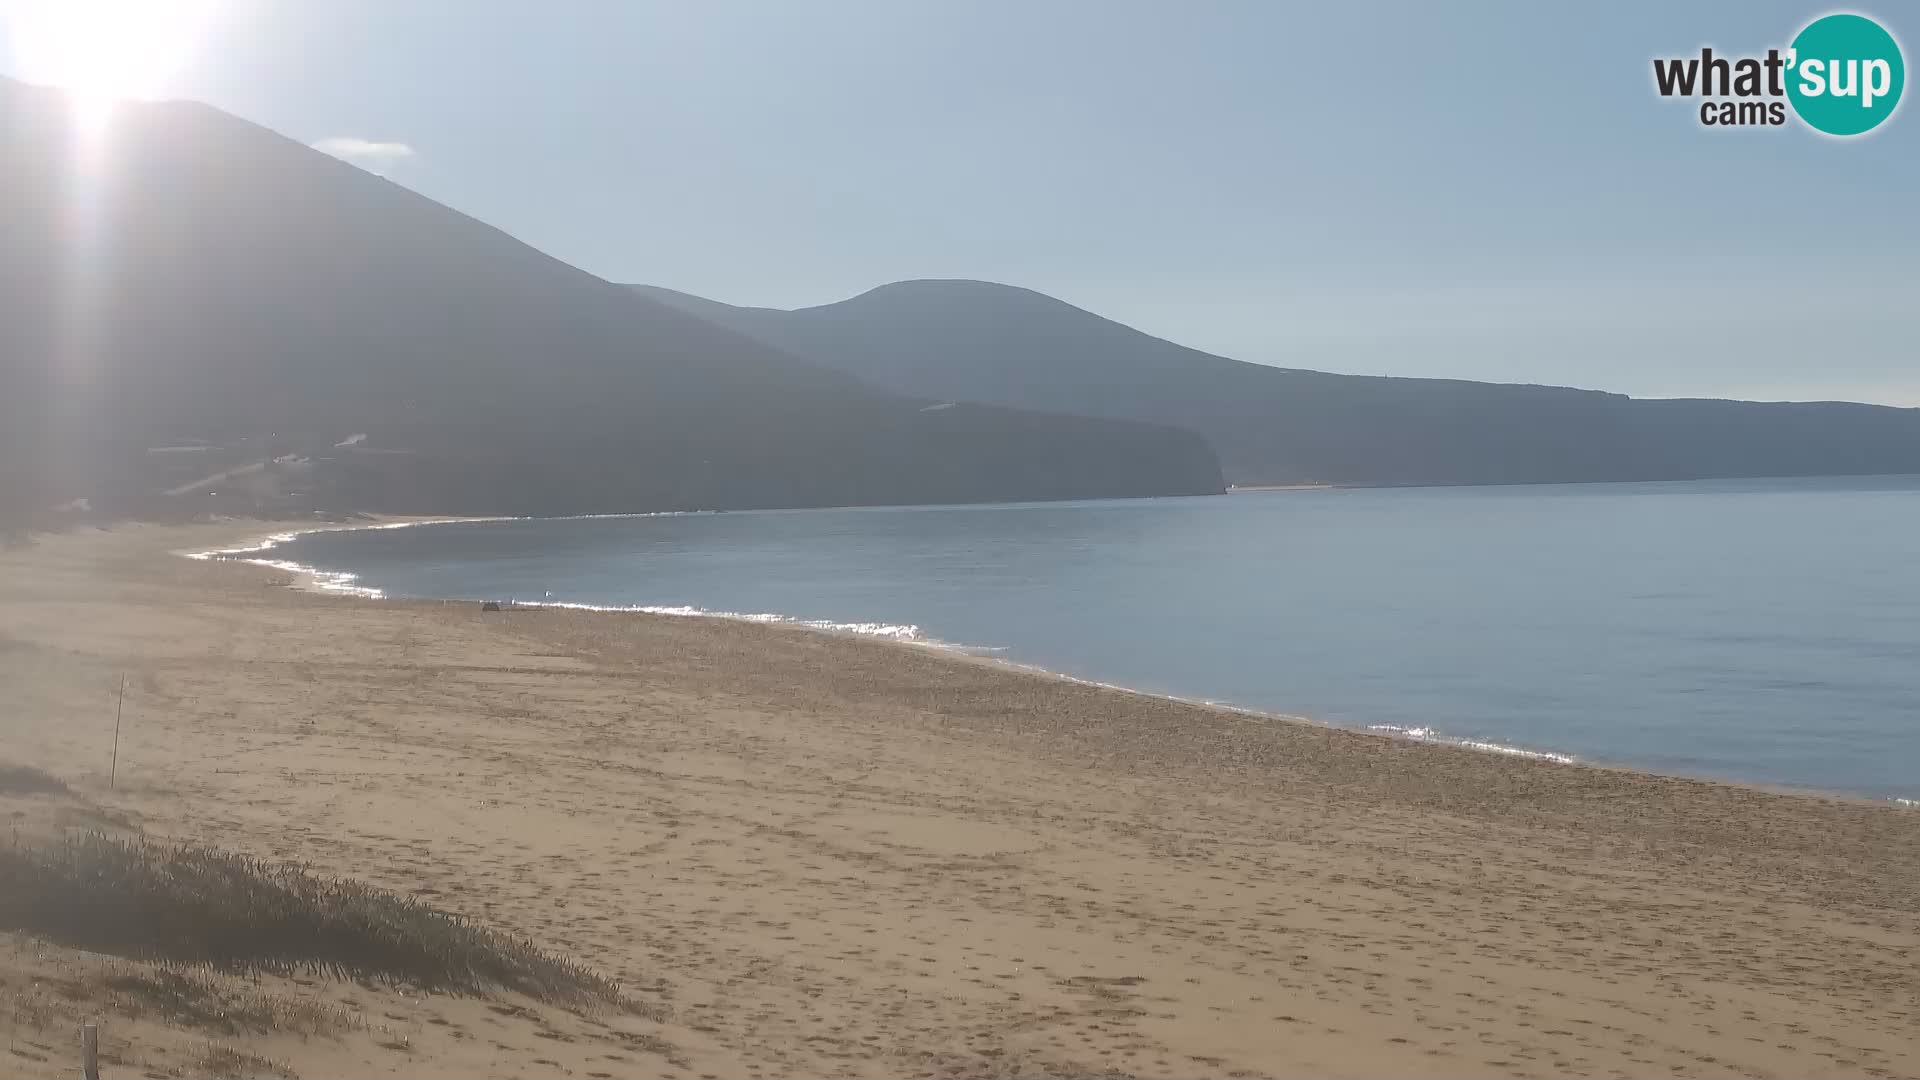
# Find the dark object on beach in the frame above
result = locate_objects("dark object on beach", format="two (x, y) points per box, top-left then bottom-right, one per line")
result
(0, 762), (68, 795)
(480, 600), (502, 612)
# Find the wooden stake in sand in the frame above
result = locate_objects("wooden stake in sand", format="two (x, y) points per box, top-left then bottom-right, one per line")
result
(82, 1021), (99, 1080)
(111, 674), (126, 790)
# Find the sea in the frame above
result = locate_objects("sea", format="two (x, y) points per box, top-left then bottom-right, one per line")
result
(251, 476), (1920, 803)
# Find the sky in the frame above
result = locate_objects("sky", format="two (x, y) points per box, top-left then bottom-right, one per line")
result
(2, 1), (1915, 403)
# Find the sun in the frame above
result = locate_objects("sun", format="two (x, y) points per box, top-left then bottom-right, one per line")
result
(1, 0), (216, 126)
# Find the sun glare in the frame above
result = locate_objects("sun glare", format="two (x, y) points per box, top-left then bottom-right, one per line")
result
(1, 0), (216, 128)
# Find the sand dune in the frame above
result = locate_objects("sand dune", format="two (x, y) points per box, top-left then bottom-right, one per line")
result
(1, 522), (1915, 1078)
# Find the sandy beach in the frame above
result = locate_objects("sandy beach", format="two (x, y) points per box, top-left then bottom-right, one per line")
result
(2, 521), (1916, 1079)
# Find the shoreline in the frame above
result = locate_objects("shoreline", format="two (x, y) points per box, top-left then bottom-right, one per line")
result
(189, 513), (1917, 810)
(5, 520), (1917, 1078)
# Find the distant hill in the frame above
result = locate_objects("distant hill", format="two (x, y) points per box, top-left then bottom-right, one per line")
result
(0, 80), (1221, 530)
(633, 280), (1920, 488)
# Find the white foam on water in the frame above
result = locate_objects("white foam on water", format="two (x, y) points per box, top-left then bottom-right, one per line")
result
(1894, 797), (1918, 809)
(981, 664), (1332, 729)
(183, 517), (497, 562)
(184, 527), (393, 598)
(184, 529), (302, 559)
(240, 558), (385, 599)
(1367, 723), (1578, 765)
(186, 509), (724, 562)
(518, 598), (926, 642)
(182, 516), (531, 597)
(180, 516), (943, 641)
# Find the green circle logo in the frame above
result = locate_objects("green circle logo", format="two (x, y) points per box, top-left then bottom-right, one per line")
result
(1786, 13), (1905, 136)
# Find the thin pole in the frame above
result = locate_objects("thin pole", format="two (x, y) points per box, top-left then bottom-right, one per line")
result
(111, 675), (125, 790)
(82, 1021), (99, 1080)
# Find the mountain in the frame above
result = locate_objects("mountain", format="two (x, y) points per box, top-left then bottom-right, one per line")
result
(0, 80), (1221, 530)
(633, 280), (1920, 488)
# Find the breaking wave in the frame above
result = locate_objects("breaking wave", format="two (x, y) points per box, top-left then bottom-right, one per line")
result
(184, 526), (400, 599)
(184, 520), (934, 642)
(1366, 724), (1578, 765)
(516, 598), (927, 642)
(182, 512), (724, 598)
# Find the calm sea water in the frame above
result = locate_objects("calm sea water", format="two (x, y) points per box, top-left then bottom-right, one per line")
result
(276, 477), (1920, 801)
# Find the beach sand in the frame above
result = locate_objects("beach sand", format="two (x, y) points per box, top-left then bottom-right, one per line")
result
(2, 521), (1916, 1079)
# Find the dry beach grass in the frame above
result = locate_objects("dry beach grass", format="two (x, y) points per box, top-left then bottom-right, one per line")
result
(0, 521), (1915, 1078)
(0, 831), (623, 1004)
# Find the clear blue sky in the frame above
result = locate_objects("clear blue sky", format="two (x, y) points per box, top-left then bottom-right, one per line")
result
(4, 1), (1915, 403)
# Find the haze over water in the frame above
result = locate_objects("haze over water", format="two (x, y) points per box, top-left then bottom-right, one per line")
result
(283, 477), (1920, 801)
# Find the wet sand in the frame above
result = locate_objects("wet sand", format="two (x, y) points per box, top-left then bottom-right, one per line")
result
(2, 521), (1916, 1078)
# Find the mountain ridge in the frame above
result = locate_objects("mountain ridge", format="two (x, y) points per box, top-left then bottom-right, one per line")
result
(631, 280), (1920, 488)
(0, 80), (1223, 527)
